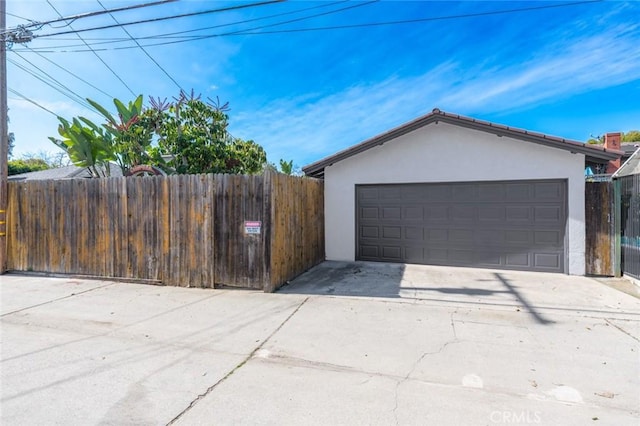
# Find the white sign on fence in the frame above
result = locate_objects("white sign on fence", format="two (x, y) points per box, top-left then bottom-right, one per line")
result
(244, 221), (261, 235)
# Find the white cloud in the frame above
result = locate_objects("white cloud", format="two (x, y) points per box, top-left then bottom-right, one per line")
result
(231, 20), (640, 166)
(442, 25), (640, 110)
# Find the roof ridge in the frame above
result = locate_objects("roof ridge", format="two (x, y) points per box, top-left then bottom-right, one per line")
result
(303, 108), (624, 177)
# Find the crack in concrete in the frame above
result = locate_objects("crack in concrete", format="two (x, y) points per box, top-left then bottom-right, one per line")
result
(603, 318), (640, 342)
(165, 296), (310, 425)
(257, 353), (363, 374)
(392, 310), (461, 425)
(0, 282), (117, 317)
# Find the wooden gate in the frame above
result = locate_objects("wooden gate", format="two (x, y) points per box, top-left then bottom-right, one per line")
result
(585, 181), (614, 276)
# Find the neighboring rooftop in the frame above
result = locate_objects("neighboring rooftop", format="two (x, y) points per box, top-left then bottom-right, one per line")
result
(614, 146), (640, 178)
(8, 164), (123, 181)
(303, 108), (624, 178)
(622, 142), (640, 157)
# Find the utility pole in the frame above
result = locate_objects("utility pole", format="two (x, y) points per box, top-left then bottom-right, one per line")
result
(0, 0), (7, 273)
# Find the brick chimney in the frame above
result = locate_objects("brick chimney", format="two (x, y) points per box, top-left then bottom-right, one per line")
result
(604, 132), (622, 174)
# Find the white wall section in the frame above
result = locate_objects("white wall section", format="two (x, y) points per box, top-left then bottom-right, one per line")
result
(324, 122), (586, 275)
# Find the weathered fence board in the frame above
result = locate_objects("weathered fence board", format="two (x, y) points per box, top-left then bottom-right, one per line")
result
(6, 172), (324, 291)
(213, 174), (267, 289)
(267, 173), (324, 292)
(585, 181), (614, 276)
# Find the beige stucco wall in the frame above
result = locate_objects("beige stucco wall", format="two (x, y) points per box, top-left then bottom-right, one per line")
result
(323, 122), (586, 275)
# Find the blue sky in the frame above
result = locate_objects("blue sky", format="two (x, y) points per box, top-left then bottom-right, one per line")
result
(6, 0), (640, 168)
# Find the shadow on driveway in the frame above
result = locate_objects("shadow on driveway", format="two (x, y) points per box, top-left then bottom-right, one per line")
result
(279, 261), (554, 325)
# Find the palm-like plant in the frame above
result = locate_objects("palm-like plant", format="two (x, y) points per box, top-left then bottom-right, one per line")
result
(48, 116), (115, 177)
(88, 95), (153, 172)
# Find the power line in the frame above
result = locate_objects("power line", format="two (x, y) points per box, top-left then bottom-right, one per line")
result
(35, 0), (285, 39)
(8, 88), (58, 117)
(229, 0), (604, 35)
(0, 0), (176, 38)
(217, 1), (377, 38)
(9, 51), (96, 108)
(36, 1), (348, 44)
(24, 46), (115, 98)
(46, 0), (136, 97)
(7, 57), (93, 110)
(5, 12), (34, 22)
(24, 0), (177, 31)
(19, 0), (603, 53)
(21, 0), (375, 52)
(96, 0), (184, 92)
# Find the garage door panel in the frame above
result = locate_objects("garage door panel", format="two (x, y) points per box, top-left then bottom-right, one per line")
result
(359, 187), (378, 200)
(427, 248), (448, 262)
(382, 246), (402, 260)
(404, 227), (424, 240)
(506, 252), (531, 267)
(361, 207), (379, 219)
(474, 250), (503, 267)
(382, 226), (402, 239)
(427, 205), (449, 221)
(534, 230), (561, 245)
(428, 228), (447, 241)
(452, 185), (477, 200)
(505, 229), (530, 244)
(478, 184), (504, 200)
(448, 249), (474, 264)
(405, 247), (424, 262)
(356, 180), (567, 273)
(477, 230), (503, 244)
(478, 206), (505, 222)
(360, 226), (379, 238)
(425, 185), (452, 201)
(451, 205), (474, 221)
(534, 206), (562, 222)
(401, 186), (425, 199)
(382, 207), (401, 219)
(506, 184), (532, 200)
(506, 206), (532, 222)
(534, 253), (561, 269)
(534, 182), (563, 199)
(379, 187), (402, 200)
(403, 206), (424, 220)
(359, 245), (379, 258)
(450, 229), (474, 242)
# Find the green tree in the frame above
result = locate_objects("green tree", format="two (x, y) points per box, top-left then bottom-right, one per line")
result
(623, 130), (640, 142)
(587, 135), (603, 144)
(148, 92), (267, 175)
(278, 159), (294, 175)
(50, 91), (268, 177)
(587, 131), (640, 144)
(22, 150), (71, 168)
(8, 158), (50, 175)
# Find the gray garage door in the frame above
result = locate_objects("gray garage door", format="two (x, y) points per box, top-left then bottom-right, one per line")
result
(356, 180), (567, 272)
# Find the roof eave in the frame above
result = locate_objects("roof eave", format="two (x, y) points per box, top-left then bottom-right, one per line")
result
(303, 114), (439, 177)
(302, 110), (624, 177)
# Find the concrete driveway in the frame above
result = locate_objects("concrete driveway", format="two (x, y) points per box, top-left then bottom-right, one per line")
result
(1, 262), (639, 425)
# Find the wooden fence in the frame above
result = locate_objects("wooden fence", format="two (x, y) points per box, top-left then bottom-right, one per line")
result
(585, 181), (614, 276)
(6, 172), (324, 291)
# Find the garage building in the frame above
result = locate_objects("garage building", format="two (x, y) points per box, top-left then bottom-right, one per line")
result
(303, 109), (621, 275)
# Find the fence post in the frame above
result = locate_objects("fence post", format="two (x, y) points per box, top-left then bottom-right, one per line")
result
(262, 169), (273, 292)
(613, 178), (621, 277)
